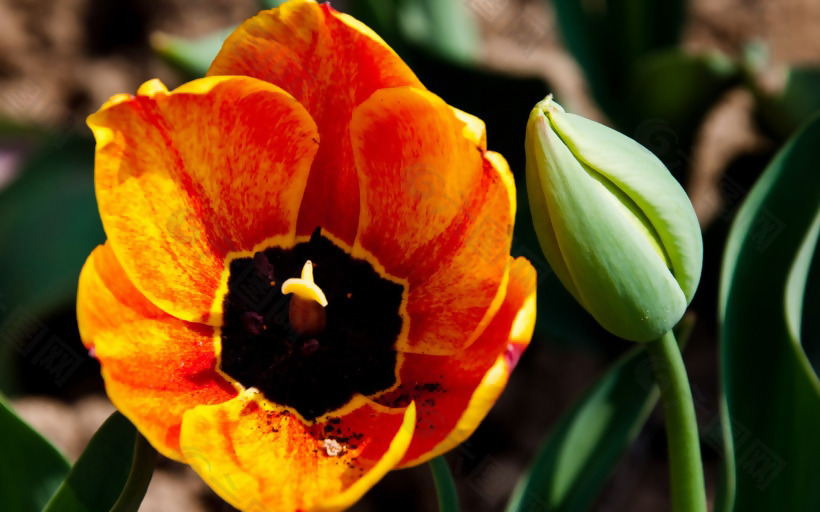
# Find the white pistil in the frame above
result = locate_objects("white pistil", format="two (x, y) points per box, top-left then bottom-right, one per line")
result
(281, 261), (329, 307)
(282, 260), (328, 336)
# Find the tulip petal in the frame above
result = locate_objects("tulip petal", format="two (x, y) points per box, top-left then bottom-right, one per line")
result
(351, 87), (514, 355)
(525, 110), (584, 305)
(376, 257), (536, 466)
(208, 0), (423, 245)
(88, 76), (318, 324)
(77, 244), (236, 460)
(451, 106), (487, 151)
(547, 110), (703, 302)
(179, 394), (415, 512)
(531, 109), (686, 341)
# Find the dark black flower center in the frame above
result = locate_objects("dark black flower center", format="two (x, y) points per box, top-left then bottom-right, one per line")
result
(219, 228), (404, 421)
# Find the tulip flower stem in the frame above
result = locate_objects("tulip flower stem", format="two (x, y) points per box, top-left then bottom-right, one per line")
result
(647, 330), (707, 512)
(110, 432), (158, 512)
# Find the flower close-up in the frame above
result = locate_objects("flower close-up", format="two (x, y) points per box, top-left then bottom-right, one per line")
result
(75, 1), (535, 510)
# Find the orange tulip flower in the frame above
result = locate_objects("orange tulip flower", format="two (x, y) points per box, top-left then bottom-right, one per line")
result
(77, 1), (536, 510)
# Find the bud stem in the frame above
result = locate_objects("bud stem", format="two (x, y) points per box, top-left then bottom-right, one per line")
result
(647, 330), (707, 512)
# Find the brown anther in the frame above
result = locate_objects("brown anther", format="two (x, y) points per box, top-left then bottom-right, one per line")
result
(253, 252), (274, 280)
(241, 311), (265, 335)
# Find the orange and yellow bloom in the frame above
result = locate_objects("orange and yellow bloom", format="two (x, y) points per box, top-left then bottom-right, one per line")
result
(77, 1), (536, 510)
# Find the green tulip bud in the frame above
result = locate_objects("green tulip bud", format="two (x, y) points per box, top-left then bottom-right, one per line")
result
(525, 96), (703, 342)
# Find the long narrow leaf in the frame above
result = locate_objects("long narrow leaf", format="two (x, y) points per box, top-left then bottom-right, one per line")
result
(717, 114), (820, 511)
(429, 456), (459, 512)
(109, 433), (157, 512)
(43, 412), (141, 512)
(506, 343), (662, 512)
(0, 395), (69, 512)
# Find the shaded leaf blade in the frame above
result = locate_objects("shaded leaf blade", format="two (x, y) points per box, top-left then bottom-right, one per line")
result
(429, 456), (459, 512)
(0, 395), (70, 512)
(43, 412), (140, 512)
(718, 114), (820, 511)
(506, 344), (661, 512)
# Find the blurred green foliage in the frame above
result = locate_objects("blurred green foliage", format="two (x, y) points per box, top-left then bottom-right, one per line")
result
(151, 27), (237, 79)
(550, 0), (742, 183)
(387, 0), (481, 65)
(0, 137), (102, 318)
(748, 57), (820, 143)
(0, 136), (103, 395)
(552, 0), (686, 125)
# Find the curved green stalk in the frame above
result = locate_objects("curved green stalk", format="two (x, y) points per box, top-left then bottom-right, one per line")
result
(647, 330), (707, 512)
(109, 433), (157, 512)
(429, 456), (459, 512)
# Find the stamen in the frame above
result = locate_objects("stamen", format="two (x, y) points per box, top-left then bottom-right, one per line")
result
(281, 261), (329, 307)
(253, 252), (274, 281)
(282, 261), (328, 335)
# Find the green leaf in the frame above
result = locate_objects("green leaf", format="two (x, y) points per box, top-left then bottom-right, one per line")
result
(396, 0), (481, 66)
(753, 66), (820, 142)
(717, 114), (820, 511)
(347, 0), (480, 66)
(626, 50), (739, 179)
(157, 0), (308, 77)
(151, 26), (235, 79)
(260, 0), (289, 8)
(429, 457), (459, 512)
(348, 0), (401, 46)
(628, 50), (738, 132)
(551, 0), (686, 124)
(0, 394), (70, 512)
(0, 136), (102, 317)
(43, 412), (142, 512)
(506, 342), (664, 511)
(800, 240), (820, 373)
(0, 136), (103, 394)
(109, 434), (158, 512)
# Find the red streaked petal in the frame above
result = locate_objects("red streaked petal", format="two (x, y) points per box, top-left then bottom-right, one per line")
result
(88, 76), (318, 324)
(179, 394), (415, 512)
(375, 257), (536, 467)
(208, 0), (423, 244)
(350, 87), (514, 354)
(77, 244), (236, 460)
